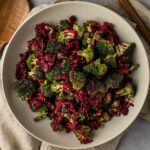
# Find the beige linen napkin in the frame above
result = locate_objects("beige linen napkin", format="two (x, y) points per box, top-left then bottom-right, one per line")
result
(0, 0), (150, 150)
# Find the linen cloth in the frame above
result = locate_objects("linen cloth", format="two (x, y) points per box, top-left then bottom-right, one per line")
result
(0, 0), (150, 150)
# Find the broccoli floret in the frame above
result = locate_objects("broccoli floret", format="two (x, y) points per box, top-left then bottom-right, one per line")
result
(76, 113), (86, 121)
(116, 42), (135, 57)
(111, 100), (120, 108)
(69, 71), (86, 90)
(45, 67), (61, 81)
(102, 112), (110, 122)
(104, 54), (117, 68)
(105, 73), (123, 89)
(129, 64), (138, 72)
(73, 24), (85, 38)
(59, 19), (72, 30)
(82, 32), (90, 47)
(28, 66), (44, 80)
(81, 125), (92, 135)
(91, 32), (101, 41)
(59, 92), (74, 101)
(116, 82), (135, 97)
(86, 21), (99, 32)
(45, 41), (63, 54)
(58, 30), (77, 42)
(50, 80), (62, 94)
(94, 39), (115, 56)
(40, 82), (52, 98)
(61, 59), (72, 72)
(83, 58), (108, 77)
(13, 79), (36, 101)
(26, 53), (37, 70)
(86, 80), (107, 96)
(34, 104), (49, 122)
(74, 125), (92, 144)
(79, 45), (94, 63)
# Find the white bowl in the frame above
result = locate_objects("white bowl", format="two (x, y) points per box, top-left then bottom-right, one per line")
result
(1, 1), (149, 149)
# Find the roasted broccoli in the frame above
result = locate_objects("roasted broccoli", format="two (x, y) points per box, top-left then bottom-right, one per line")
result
(73, 24), (85, 38)
(86, 21), (98, 33)
(129, 64), (138, 72)
(34, 104), (49, 121)
(82, 32), (90, 47)
(13, 79), (36, 101)
(26, 53), (37, 70)
(58, 30), (77, 42)
(57, 92), (74, 101)
(45, 66), (61, 81)
(79, 45), (94, 63)
(116, 82), (135, 97)
(28, 66), (44, 80)
(61, 59), (72, 72)
(102, 112), (110, 122)
(105, 73), (123, 89)
(76, 113), (86, 121)
(74, 125), (92, 144)
(83, 58), (108, 77)
(40, 81), (52, 98)
(104, 54), (117, 68)
(94, 39), (115, 57)
(116, 42), (135, 57)
(45, 41), (63, 54)
(86, 80), (107, 96)
(50, 80), (62, 94)
(69, 71), (86, 90)
(59, 19), (71, 30)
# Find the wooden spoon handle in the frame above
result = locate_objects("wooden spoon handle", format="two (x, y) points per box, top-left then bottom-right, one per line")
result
(118, 0), (150, 44)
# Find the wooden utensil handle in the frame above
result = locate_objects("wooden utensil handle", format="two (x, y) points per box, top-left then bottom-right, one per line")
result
(118, 0), (150, 44)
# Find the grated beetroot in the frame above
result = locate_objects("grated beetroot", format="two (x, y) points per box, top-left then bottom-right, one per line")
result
(14, 15), (137, 144)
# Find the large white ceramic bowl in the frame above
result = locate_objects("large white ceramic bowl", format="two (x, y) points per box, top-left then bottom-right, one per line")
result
(1, 1), (150, 149)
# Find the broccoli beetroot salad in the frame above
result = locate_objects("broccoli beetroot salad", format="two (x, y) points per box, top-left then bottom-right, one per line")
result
(13, 15), (138, 144)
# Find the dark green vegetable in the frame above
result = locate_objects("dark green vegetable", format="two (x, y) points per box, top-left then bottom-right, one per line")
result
(60, 19), (72, 30)
(45, 67), (61, 81)
(73, 24), (85, 38)
(34, 104), (49, 121)
(40, 82), (52, 98)
(13, 79), (36, 101)
(28, 66), (44, 80)
(69, 71), (86, 90)
(104, 54), (117, 68)
(26, 53), (37, 70)
(82, 32), (89, 47)
(61, 59), (72, 72)
(45, 41), (63, 54)
(94, 39), (115, 56)
(79, 45), (94, 63)
(116, 42), (135, 57)
(105, 73), (123, 89)
(116, 82), (135, 97)
(83, 59), (108, 77)
(86, 80), (107, 96)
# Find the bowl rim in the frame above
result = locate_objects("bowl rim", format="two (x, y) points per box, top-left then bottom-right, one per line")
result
(1, 1), (150, 149)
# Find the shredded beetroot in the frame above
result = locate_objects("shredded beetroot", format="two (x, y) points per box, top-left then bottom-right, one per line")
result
(14, 15), (137, 144)
(100, 22), (120, 44)
(39, 54), (56, 72)
(69, 15), (77, 24)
